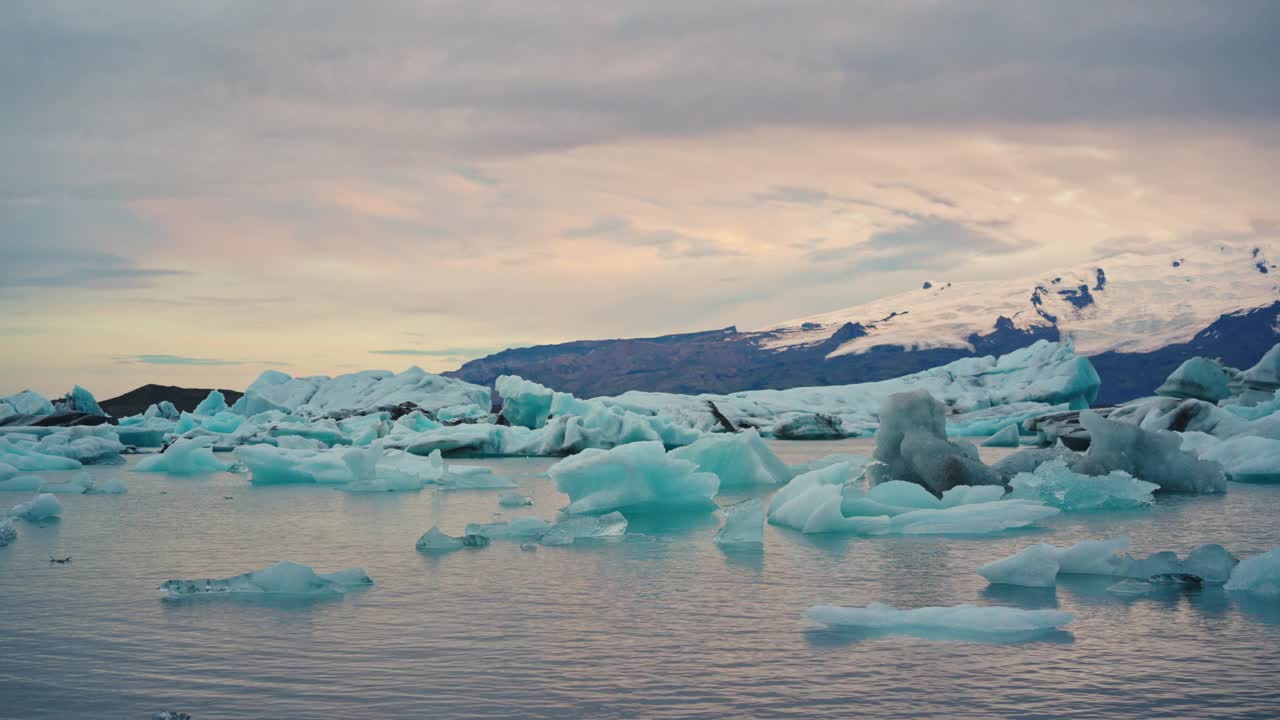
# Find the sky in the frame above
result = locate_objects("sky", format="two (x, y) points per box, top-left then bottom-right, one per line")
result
(2, 1), (1278, 398)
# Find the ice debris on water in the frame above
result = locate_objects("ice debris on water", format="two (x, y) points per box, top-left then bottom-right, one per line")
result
(7, 493), (63, 521)
(1006, 458), (1157, 511)
(135, 437), (233, 475)
(499, 492), (534, 507)
(668, 428), (792, 487)
(464, 517), (553, 540)
(713, 498), (765, 545)
(159, 560), (372, 597)
(978, 536), (1241, 587)
(549, 441), (719, 515)
(0, 518), (16, 546)
(1224, 547), (1280, 597)
(541, 511), (628, 546)
(802, 602), (1072, 640)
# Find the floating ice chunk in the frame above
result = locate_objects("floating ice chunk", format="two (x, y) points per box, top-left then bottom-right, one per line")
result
(464, 517), (552, 539)
(802, 491), (891, 535)
(948, 402), (1062, 437)
(1196, 436), (1280, 484)
(1183, 544), (1239, 583)
(0, 390), (54, 419)
(59, 385), (106, 416)
(158, 560), (372, 597)
(1106, 579), (1155, 596)
(714, 498), (765, 545)
(0, 436), (83, 472)
(415, 527), (465, 552)
(977, 544), (1061, 587)
(237, 445), (344, 485)
(372, 449), (445, 490)
(88, 477), (127, 495)
(1056, 537), (1131, 575)
(541, 511), (628, 545)
(803, 602), (1072, 640)
(940, 485), (1007, 507)
(0, 518), (15, 546)
(0, 461), (15, 482)
(193, 390), (230, 416)
(769, 462), (856, 520)
(1228, 343), (1280, 407)
(1224, 547), (1280, 596)
(35, 426), (125, 465)
(989, 447), (1079, 484)
(499, 492), (534, 507)
(135, 437), (232, 475)
(549, 441), (719, 515)
(38, 471), (95, 494)
(1156, 357), (1235, 403)
(0, 474), (43, 491)
(668, 429), (792, 488)
(1007, 458), (1157, 511)
(866, 390), (999, 496)
(888, 501), (1059, 535)
(439, 464), (517, 490)
(147, 401), (181, 420)
(981, 424), (1022, 448)
(1108, 396), (1247, 437)
(7, 493), (62, 521)
(496, 375), (554, 429)
(769, 412), (846, 439)
(1074, 411), (1226, 494)
(788, 453), (871, 477)
(116, 416), (176, 447)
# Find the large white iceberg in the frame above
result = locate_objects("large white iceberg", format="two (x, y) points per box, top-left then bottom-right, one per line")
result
(135, 437), (233, 475)
(35, 426), (125, 465)
(548, 441), (719, 514)
(1006, 458), (1157, 511)
(803, 602), (1072, 639)
(7, 493), (63, 521)
(232, 367), (491, 420)
(1224, 547), (1280, 597)
(668, 428), (792, 487)
(159, 560), (372, 597)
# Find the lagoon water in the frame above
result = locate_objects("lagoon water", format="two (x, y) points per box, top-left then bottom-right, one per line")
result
(2, 440), (1279, 719)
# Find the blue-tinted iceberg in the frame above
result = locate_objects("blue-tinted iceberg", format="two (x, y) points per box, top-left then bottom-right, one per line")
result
(193, 390), (230, 416)
(803, 602), (1072, 640)
(463, 517), (553, 540)
(0, 474), (43, 491)
(1224, 547), (1280, 597)
(1156, 357), (1235, 403)
(981, 424), (1022, 448)
(58, 385), (106, 416)
(1195, 436), (1280, 484)
(496, 375), (554, 429)
(1074, 411), (1227, 494)
(7, 493), (63, 521)
(233, 367), (491, 420)
(159, 560), (372, 597)
(135, 437), (233, 475)
(714, 498), (765, 545)
(668, 429), (791, 487)
(548, 441), (719, 514)
(1007, 458), (1157, 511)
(416, 527), (465, 552)
(0, 390), (54, 423)
(0, 436), (83, 472)
(499, 492), (533, 507)
(979, 537), (1240, 586)
(540, 511), (628, 546)
(977, 543), (1063, 587)
(865, 390), (999, 496)
(36, 426), (125, 465)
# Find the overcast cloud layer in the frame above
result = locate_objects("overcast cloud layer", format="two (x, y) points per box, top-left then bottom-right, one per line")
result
(2, 1), (1278, 396)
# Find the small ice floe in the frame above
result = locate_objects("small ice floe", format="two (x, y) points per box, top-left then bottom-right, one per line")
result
(803, 602), (1072, 641)
(158, 560), (372, 598)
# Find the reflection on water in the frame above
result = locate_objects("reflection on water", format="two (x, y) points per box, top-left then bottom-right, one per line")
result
(1, 443), (1279, 719)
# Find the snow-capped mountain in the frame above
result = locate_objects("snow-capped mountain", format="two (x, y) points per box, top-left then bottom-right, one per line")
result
(761, 240), (1277, 357)
(450, 240), (1279, 404)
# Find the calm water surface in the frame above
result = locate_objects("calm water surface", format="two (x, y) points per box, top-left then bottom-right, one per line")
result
(1, 439), (1278, 719)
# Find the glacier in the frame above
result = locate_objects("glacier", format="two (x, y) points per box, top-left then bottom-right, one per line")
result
(803, 602), (1072, 640)
(158, 560), (372, 598)
(548, 441), (720, 515)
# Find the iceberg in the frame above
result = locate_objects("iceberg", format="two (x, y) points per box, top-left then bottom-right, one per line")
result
(499, 492), (533, 507)
(415, 527), (465, 552)
(1195, 436), (1280, 484)
(496, 375), (554, 429)
(1107, 396), (1247, 437)
(7, 493), (63, 521)
(193, 390), (230, 416)
(36, 426), (125, 464)
(1007, 458), (1157, 511)
(237, 445), (349, 485)
(87, 476), (128, 495)
(540, 511), (628, 546)
(0, 436), (83, 472)
(713, 498), (765, 545)
(135, 437), (233, 475)
(439, 464), (517, 490)
(115, 416), (176, 447)
(1074, 411), (1227, 494)
(0, 474), (43, 491)
(233, 367), (491, 420)
(981, 424), (1022, 448)
(1227, 343), (1280, 407)
(979, 537), (1240, 586)
(865, 390), (1000, 496)
(58, 385), (106, 416)
(37, 471), (95, 494)
(888, 501), (1059, 535)
(1156, 357), (1235, 403)
(0, 390), (55, 422)
(802, 602), (1072, 639)
(158, 560), (372, 597)
(463, 517), (552, 539)
(668, 428), (792, 487)
(548, 441), (719, 514)
(1224, 547), (1280, 597)
(0, 518), (15, 546)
